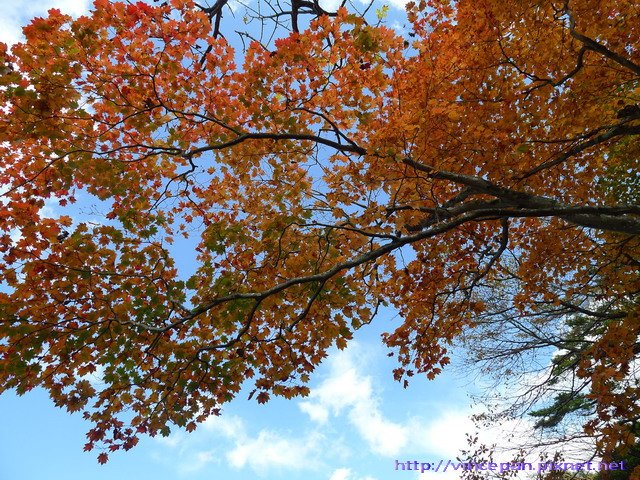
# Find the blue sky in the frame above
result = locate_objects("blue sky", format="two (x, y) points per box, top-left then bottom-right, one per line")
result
(0, 2), (537, 479)
(0, 327), (483, 480)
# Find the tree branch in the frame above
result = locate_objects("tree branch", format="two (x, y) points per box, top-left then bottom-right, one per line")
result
(402, 157), (640, 235)
(184, 131), (367, 158)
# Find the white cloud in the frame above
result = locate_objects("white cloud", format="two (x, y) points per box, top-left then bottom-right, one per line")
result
(202, 412), (246, 439)
(80, 363), (105, 389)
(318, 0), (342, 12)
(299, 344), (407, 456)
(299, 346), (408, 456)
(297, 343), (542, 466)
(350, 401), (407, 456)
(300, 349), (374, 417)
(179, 450), (216, 474)
(417, 470), (462, 480)
(227, 430), (323, 472)
(409, 409), (471, 459)
(318, 0), (409, 13)
(160, 412), (323, 474)
(155, 431), (185, 449)
(356, 0), (411, 10)
(329, 468), (352, 480)
(299, 401), (330, 424)
(0, 0), (92, 46)
(41, 0), (92, 17)
(329, 467), (377, 480)
(387, 0), (412, 9)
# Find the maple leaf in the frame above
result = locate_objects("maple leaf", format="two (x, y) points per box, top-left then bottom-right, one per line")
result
(256, 392), (270, 404)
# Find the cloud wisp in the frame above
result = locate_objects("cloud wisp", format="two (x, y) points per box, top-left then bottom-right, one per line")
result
(0, 0), (92, 46)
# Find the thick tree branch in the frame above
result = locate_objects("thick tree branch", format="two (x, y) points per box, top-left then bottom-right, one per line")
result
(403, 158), (640, 235)
(569, 27), (640, 77)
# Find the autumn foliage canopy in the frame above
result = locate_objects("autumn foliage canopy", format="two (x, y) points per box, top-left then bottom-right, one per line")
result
(0, 0), (638, 467)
